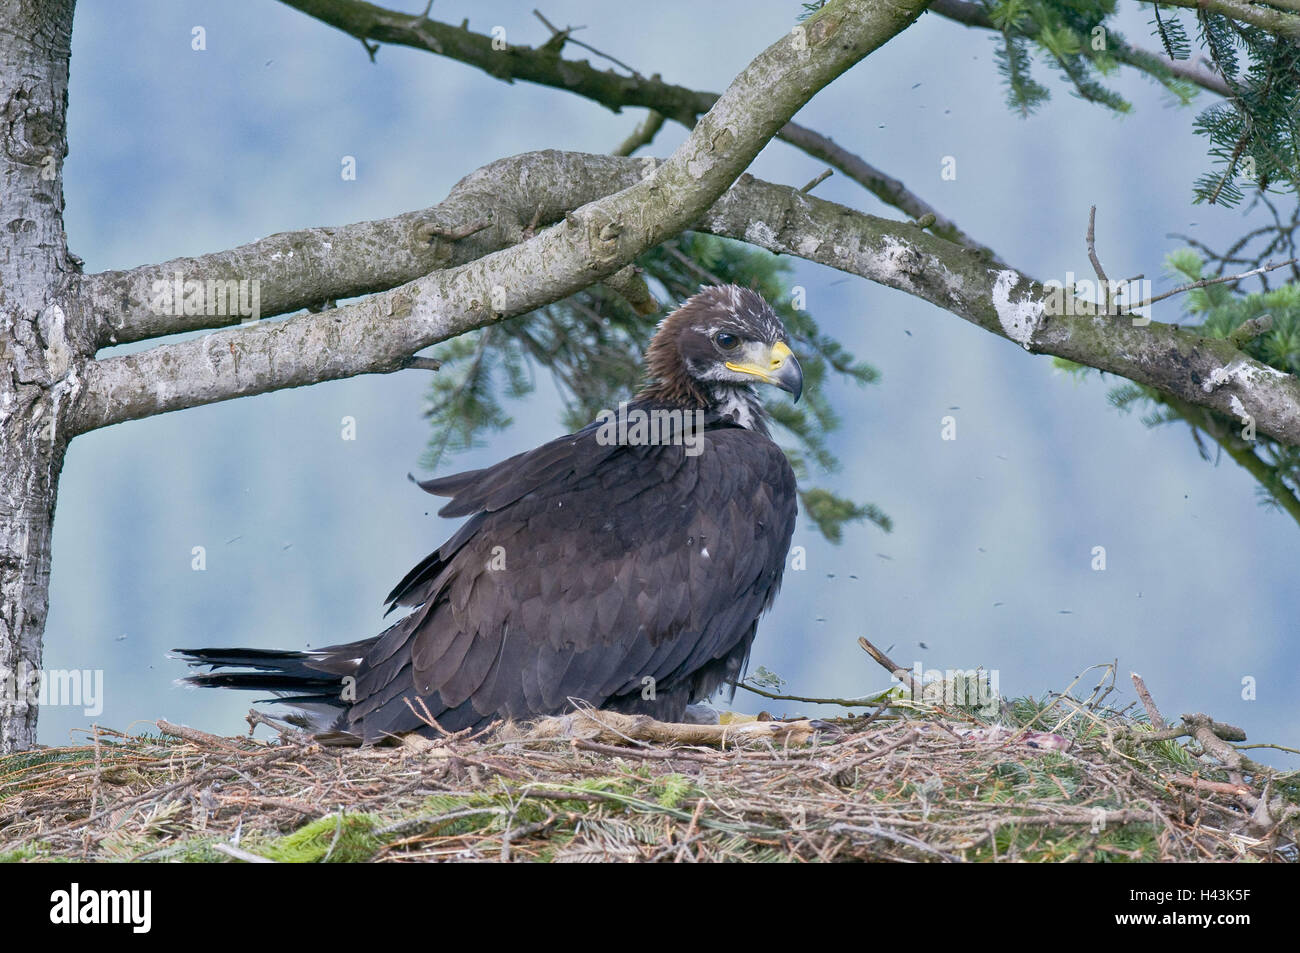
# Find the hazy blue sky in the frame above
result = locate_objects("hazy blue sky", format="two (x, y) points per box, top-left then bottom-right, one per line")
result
(39, 1), (1298, 765)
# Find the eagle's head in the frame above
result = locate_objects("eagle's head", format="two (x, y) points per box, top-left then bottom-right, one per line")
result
(640, 285), (803, 429)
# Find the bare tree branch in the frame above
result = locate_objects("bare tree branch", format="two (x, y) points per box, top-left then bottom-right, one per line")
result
(531, 8), (644, 78)
(698, 176), (1300, 446)
(272, 0), (997, 257)
(800, 168), (835, 193)
(274, 0), (723, 121)
(73, 149), (1300, 448)
(612, 109), (665, 157)
(79, 157), (602, 346)
(1087, 205), (1112, 314)
(1133, 258), (1299, 309)
(82, 211), (456, 347)
(71, 0), (933, 433)
(773, 121), (1003, 261)
(83, 0), (999, 348)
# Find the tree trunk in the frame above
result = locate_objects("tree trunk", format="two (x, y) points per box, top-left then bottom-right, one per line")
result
(1, 0), (80, 752)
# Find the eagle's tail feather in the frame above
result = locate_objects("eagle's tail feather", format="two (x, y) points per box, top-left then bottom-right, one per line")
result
(172, 640), (375, 737)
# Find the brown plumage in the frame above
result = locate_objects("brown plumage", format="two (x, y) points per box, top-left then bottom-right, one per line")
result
(176, 285), (803, 743)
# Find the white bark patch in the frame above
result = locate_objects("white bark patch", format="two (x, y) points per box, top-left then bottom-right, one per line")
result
(38, 303), (72, 380)
(744, 221), (778, 247)
(409, 287), (441, 325)
(991, 270), (1044, 350)
(687, 153), (715, 179)
(880, 239), (921, 279)
(1229, 395), (1247, 418)
(796, 236), (822, 256)
(1202, 358), (1288, 394)
(201, 333), (226, 374)
(46, 366), (82, 456)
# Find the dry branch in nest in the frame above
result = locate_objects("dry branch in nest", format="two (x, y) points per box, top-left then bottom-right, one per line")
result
(499, 708), (829, 748)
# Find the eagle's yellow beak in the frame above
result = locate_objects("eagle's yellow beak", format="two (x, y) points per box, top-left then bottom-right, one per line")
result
(725, 341), (803, 402)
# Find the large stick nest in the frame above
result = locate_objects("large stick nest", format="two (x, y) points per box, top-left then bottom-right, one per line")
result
(3, 663), (1298, 863)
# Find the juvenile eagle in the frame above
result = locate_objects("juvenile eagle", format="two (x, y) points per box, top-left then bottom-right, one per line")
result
(177, 285), (802, 742)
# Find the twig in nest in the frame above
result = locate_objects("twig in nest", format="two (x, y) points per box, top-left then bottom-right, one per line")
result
(394, 696), (498, 750)
(738, 681), (891, 708)
(574, 739), (679, 759)
(1180, 712), (1264, 775)
(501, 812), (557, 862)
(1130, 672), (1166, 729)
(157, 719), (250, 751)
(516, 708), (827, 748)
(1236, 741), (1300, 755)
(857, 635), (924, 698)
(90, 725), (103, 822)
(1169, 775), (1253, 797)
(245, 708), (315, 746)
(378, 807), (507, 839)
(322, 812), (346, 862)
(212, 842), (276, 863)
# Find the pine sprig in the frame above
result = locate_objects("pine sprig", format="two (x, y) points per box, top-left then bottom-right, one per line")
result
(1152, 4), (1191, 60)
(981, 0), (1298, 206)
(996, 31), (1053, 115)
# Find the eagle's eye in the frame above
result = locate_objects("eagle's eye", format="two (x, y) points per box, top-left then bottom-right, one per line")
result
(714, 331), (740, 351)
